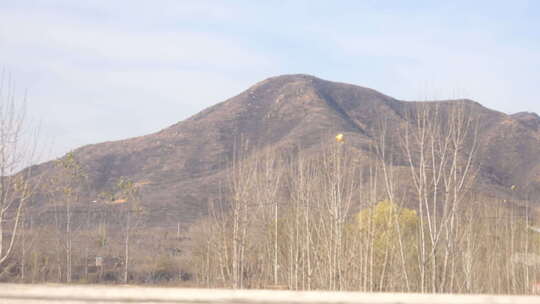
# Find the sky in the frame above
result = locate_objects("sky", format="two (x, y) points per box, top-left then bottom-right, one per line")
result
(1, 1), (539, 159)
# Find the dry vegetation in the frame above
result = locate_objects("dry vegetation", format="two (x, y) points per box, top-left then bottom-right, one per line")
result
(1, 79), (539, 295)
(184, 103), (540, 294)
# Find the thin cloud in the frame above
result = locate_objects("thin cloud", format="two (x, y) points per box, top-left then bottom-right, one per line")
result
(1, 1), (538, 159)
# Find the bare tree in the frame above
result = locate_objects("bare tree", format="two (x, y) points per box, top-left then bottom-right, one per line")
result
(54, 152), (86, 283)
(397, 101), (478, 292)
(0, 72), (40, 269)
(115, 177), (144, 284)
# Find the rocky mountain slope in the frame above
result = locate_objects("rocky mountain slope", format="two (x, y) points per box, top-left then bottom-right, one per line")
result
(28, 74), (540, 225)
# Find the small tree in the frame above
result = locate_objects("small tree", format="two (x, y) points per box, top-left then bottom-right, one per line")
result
(115, 177), (144, 284)
(353, 200), (419, 291)
(56, 152), (86, 283)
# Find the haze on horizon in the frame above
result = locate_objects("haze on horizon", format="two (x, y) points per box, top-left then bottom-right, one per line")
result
(1, 0), (539, 159)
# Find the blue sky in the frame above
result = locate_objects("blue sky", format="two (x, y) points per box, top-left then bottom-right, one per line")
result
(1, 1), (539, 159)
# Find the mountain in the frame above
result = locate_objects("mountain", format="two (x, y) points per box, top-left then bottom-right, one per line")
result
(28, 74), (540, 225)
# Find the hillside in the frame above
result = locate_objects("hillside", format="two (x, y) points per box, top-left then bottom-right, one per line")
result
(27, 74), (540, 225)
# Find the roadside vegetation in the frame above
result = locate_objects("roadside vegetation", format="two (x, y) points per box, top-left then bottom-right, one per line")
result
(185, 104), (540, 294)
(1, 86), (539, 294)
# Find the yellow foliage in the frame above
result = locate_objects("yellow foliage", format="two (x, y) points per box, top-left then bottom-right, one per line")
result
(355, 200), (418, 233)
(353, 200), (418, 258)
